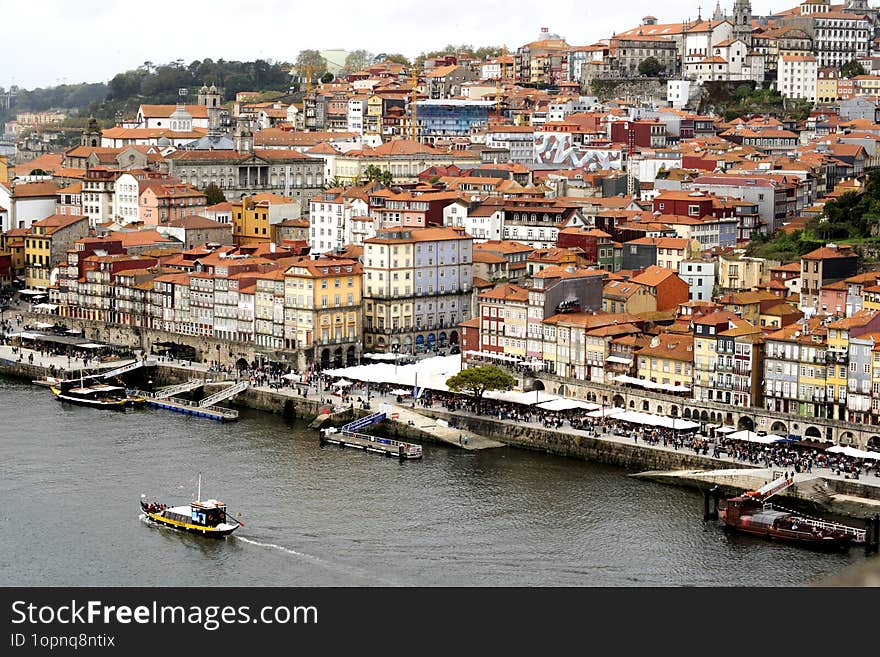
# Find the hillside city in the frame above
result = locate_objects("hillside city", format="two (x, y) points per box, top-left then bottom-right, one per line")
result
(4, 0), (880, 448)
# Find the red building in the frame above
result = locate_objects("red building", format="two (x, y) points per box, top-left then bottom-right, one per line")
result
(610, 119), (667, 149)
(652, 190), (736, 220)
(630, 265), (689, 312)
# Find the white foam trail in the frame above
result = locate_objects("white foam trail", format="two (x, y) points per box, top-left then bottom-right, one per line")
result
(235, 536), (399, 585)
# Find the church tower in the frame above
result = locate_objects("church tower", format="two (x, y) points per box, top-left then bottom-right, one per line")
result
(732, 0), (753, 47)
(81, 117), (100, 148)
(198, 83), (222, 136)
(713, 1), (724, 22)
(234, 118), (253, 155)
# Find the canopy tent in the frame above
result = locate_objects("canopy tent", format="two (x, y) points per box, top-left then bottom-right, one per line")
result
(281, 372), (302, 381)
(611, 374), (690, 393)
(605, 356), (633, 365)
(363, 353), (406, 361)
(612, 410), (701, 431)
(18, 289), (47, 297)
(536, 398), (601, 412)
(333, 378), (354, 387)
(323, 355), (461, 392)
(66, 328), (82, 335)
(585, 407), (624, 419)
(79, 343), (107, 350)
(464, 350), (522, 363)
(34, 322), (54, 329)
(389, 388), (411, 396)
(483, 389), (561, 406)
(725, 430), (787, 444)
(715, 425), (737, 435)
(33, 303), (58, 312)
(827, 445), (880, 460)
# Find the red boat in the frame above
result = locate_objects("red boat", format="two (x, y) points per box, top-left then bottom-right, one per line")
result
(718, 474), (863, 550)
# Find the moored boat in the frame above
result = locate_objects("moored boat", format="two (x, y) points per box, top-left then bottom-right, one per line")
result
(718, 473), (863, 550)
(140, 474), (241, 538)
(51, 381), (146, 409)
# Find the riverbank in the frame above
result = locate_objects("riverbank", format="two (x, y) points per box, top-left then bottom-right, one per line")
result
(5, 348), (880, 521)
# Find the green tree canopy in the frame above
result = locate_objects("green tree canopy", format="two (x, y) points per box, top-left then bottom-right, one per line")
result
(295, 50), (327, 80)
(342, 50), (374, 75)
(203, 183), (226, 206)
(445, 366), (515, 401)
(840, 59), (866, 78)
(363, 164), (393, 185)
(637, 57), (663, 77)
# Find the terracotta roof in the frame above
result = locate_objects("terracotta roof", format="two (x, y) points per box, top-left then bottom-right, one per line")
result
(631, 265), (679, 288)
(479, 283), (529, 302)
(13, 181), (61, 198)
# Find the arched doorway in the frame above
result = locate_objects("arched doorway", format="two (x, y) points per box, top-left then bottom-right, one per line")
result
(840, 431), (854, 444)
(235, 357), (249, 370)
(612, 394), (625, 407)
(333, 347), (343, 368)
(805, 426), (822, 440)
(868, 436), (880, 450)
(557, 384), (567, 396)
(415, 335), (425, 352)
(656, 405), (663, 415)
(320, 349), (330, 369)
(450, 331), (459, 345)
(530, 379), (545, 391)
(701, 411), (709, 422)
(439, 332), (447, 347)
(427, 333), (436, 351)
(683, 408), (691, 418)
(346, 345), (356, 365)
(629, 400), (635, 408)
(670, 405), (678, 417)
(770, 421), (787, 435)
(737, 416), (754, 431)
(642, 400), (650, 411)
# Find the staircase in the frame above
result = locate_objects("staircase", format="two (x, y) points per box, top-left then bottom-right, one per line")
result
(342, 412), (386, 433)
(152, 379), (204, 399)
(102, 359), (155, 379)
(198, 381), (248, 407)
(803, 479), (835, 508)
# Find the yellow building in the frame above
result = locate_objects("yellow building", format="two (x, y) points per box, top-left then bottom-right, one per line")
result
(636, 333), (694, 389)
(0, 155), (10, 184)
(232, 193), (299, 246)
(816, 72), (838, 104)
(826, 310), (880, 421)
(365, 95), (384, 136)
(0, 228), (28, 277)
(25, 214), (89, 290)
(283, 256), (362, 368)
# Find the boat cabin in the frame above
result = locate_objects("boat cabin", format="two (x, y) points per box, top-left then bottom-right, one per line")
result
(190, 499), (228, 527)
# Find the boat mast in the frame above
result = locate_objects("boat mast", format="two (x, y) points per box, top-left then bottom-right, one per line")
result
(197, 472), (202, 502)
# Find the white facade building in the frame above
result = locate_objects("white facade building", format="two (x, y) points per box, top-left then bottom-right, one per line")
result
(777, 55), (818, 102)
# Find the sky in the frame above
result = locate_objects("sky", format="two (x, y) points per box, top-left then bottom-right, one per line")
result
(2, 0), (781, 90)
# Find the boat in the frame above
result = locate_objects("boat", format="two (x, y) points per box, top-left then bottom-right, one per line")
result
(718, 473), (863, 550)
(140, 474), (241, 538)
(50, 380), (146, 409)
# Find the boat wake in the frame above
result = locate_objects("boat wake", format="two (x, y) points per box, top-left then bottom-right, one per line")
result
(234, 536), (400, 586)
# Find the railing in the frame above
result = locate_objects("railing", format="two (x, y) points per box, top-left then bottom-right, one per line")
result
(152, 378), (204, 399)
(342, 412), (386, 433)
(199, 381), (248, 407)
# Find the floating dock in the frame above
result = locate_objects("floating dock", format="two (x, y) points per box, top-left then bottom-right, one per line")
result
(319, 411), (423, 459)
(132, 389), (238, 422)
(319, 427), (423, 459)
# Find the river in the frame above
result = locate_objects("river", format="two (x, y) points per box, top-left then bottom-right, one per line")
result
(0, 378), (865, 586)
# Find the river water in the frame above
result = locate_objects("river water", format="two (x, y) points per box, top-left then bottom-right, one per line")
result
(0, 378), (865, 586)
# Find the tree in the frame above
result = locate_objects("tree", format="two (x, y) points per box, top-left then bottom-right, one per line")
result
(203, 183), (226, 206)
(320, 72), (335, 84)
(638, 57), (662, 77)
(294, 49), (327, 81)
(363, 164), (393, 185)
(840, 59), (866, 79)
(383, 53), (410, 66)
(446, 365), (515, 401)
(342, 50), (373, 75)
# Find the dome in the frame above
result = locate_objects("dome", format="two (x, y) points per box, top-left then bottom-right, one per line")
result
(209, 84), (218, 93)
(157, 136), (171, 147)
(199, 85), (209, 94)
(170, 105), (192, 121)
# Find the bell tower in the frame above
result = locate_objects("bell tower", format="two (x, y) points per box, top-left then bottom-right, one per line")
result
(81, 117), (100, 147)
(732, 0), (753, 47)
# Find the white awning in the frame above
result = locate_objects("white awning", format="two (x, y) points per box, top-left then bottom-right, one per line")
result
(726, 430), (786, 444)
(612, 374), (690, 393)
(612, 410), (701, 431)
(715, 425), (737, 434)
(585, 406), (624, 418)
(536, 399), (601, 412)
(827, 445), (880, 460)
(464, 350), (522, 363)
(18, 289), (47, 296)
(34, 322), (54, 329)
(33, 303), (58, 311)
(605, 356), (633, 365)
(79, 343), (107, 349)
(484, 389), (560, 406)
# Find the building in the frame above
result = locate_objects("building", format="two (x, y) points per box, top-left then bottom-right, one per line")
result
(679, 259), (717, 301)
(139, 182), (206, 226)
(24, 214), (89, 290)
(283, 256), (363, 369)
(777, 55), (818, 103)
(363, 226), (472, 353)
(636, 333), (695, 391)
(232, 194), (301, 246)
(800, 244), (859, 315)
